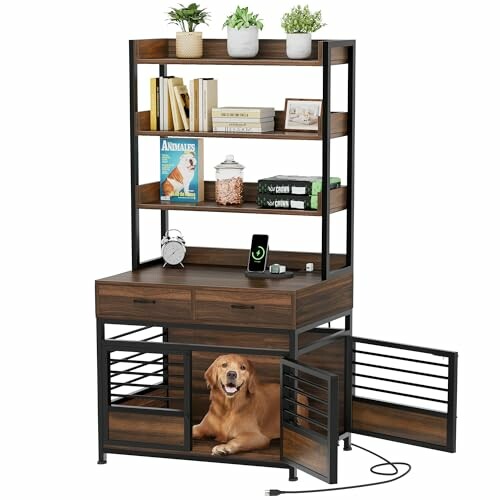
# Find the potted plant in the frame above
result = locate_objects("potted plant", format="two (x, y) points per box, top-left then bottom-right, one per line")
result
(166, 3), (210, 58)
(223, 6), (264, 58)
(281, 5), (326, 59)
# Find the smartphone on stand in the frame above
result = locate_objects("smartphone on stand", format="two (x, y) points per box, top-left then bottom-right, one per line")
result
(247, 234), (269, 272)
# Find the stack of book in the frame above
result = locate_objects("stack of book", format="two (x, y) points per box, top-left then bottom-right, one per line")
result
(150, 77), (218, 132)
(212, 107), (275, 133)
(256, 175), (341, 211)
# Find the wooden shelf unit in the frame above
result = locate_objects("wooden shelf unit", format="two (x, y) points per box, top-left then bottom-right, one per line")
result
(136, 181), (348, 216)
(95, 38), (458, 487)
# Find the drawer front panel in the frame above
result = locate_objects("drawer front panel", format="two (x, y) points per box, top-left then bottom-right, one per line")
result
(97, 285), (192, 322)
(194, 289), (293, 328)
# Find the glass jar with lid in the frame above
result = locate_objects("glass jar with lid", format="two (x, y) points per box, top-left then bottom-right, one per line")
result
(214, 155), (245, 205)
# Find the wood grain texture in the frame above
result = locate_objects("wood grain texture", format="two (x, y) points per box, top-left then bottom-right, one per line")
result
(282, 427), (328, 477)
(136, 110), (347, 140)
(96, 263), (321, 291)
(352, 399), (448, 447)
(96, 284), (192, 322)
(182, 248), (346, 271)
(105, 439), (282, 463)
(137, 182), (347, 216)
(108, 410), (184, 446)
(194, 289), (293, 328)
(296, 270), (353, 326)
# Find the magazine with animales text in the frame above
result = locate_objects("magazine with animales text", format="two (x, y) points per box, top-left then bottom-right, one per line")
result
(160, 138), (204, 203)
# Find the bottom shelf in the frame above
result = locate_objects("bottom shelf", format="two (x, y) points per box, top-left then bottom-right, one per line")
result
(105, 438), (282, 464)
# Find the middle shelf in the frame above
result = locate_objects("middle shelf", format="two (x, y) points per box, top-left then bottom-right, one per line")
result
(137, 181), (347, 216)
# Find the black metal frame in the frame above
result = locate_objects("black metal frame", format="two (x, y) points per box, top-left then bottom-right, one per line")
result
(98, 38), (357, 480)
(128, 39), (356, 280)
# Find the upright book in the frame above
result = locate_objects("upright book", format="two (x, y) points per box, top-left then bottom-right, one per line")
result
(160, 138), (204, 203)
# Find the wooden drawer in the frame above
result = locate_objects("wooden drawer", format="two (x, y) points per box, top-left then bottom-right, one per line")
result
(96, 284), (192, 322)
(194, 289), (293, 328)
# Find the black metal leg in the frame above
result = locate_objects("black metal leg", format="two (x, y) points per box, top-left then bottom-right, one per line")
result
(343, 434), (352, 451)
(97, 319), (108, 464)
(288, 467), (298, 481)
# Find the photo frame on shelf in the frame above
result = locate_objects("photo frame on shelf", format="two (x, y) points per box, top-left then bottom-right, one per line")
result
(284, 98), (322, 131)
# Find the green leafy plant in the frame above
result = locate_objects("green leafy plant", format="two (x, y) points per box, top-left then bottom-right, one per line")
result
(166, 3), (210, 32)
(281, 5), (326, 34)
(223, 6), (264, 31)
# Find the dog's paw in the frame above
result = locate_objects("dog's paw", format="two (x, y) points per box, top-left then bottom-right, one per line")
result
(211, 444), (233, 456)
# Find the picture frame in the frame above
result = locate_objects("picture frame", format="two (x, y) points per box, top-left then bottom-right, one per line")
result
(284, 98), (323, 132)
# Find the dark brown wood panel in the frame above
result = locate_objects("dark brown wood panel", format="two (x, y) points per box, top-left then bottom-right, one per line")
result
(136, 182), (347, 216)
(96, 284), (192, 322)
(105, 438), (281, 463)
(108, 410), (184, 446)
(296, 270), (353, 327)
(134, 38), (325, 66)
(194, 289), (293, 328)
(352, 399), (448, 447)
(299, 338), (345, 433)
(136, 110), (347, 140)
(282, 427), (328, 477)
(183, 248), (346, 271)
(97, 263), (322, 292)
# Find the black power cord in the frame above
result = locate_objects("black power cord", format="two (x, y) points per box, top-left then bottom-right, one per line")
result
(265, 442), (411, 496)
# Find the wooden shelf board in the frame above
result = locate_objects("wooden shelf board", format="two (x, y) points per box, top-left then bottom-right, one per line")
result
(137, 57), (322, 66)
(137, 182), (347, 216)
(133, 39), (350, 67)
(136, 111), (347, 141)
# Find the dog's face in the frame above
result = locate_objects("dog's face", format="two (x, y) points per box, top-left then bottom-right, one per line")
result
(179, 152), (196, 172)
(204, 354), (256, 398)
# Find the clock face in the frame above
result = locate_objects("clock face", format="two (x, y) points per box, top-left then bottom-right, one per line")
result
(163, 240), (186, 265)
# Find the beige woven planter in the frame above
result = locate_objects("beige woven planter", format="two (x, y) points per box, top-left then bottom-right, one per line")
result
(176, 32), (203, 58)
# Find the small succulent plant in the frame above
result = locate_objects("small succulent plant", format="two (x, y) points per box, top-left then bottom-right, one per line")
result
(223, 6), (264, 30)
(281, 5), (326, 34)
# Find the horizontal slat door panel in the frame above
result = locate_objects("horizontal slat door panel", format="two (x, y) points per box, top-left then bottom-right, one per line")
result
(97, 285), (192, 322)
(351, 337), (457, 452)
(194, 289), (293, 328)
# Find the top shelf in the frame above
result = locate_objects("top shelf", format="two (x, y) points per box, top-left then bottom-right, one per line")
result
(133, 38), (353, 67)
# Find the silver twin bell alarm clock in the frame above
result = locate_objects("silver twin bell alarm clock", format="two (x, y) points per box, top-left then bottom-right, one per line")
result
(161, 229), (187, 268)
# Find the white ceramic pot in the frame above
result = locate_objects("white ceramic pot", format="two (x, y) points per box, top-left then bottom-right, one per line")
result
(227, 26), (259, 58)
(176, 32), (203, 58)
(286, 33), (312, 59)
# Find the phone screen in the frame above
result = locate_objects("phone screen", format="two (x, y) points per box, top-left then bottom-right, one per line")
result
(247, 234), (269, 272)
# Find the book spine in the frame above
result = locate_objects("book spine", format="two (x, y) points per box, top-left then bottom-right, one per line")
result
(199, 79), (204, 131)
(189, 80), (195, 131)
(212, 111), (274, 119)
(155, 80), (160, 130)
(159, 77), (164, 130)
(212, 121), (274, 128)
(212, 116), (275, 124)
(150, 78), (158, 131)
(213, 126), (274, 133)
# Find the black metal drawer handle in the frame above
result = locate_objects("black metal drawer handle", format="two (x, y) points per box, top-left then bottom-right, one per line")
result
(133, 298), (157, 304)
(231, 304), (255, 310)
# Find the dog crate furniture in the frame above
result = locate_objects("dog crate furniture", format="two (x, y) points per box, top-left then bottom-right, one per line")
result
(95, 39), (458, 484)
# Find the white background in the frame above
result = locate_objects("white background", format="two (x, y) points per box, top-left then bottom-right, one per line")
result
(2, 1), (499, 498)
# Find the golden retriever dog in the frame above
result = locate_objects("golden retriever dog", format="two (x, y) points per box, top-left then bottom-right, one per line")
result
(192, 353), (280, 456)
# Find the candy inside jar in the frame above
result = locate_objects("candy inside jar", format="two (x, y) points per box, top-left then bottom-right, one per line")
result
(214, 155), (245, 205)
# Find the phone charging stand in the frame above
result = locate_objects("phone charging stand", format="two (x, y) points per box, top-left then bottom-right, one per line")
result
(245, 270), (295, 279)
